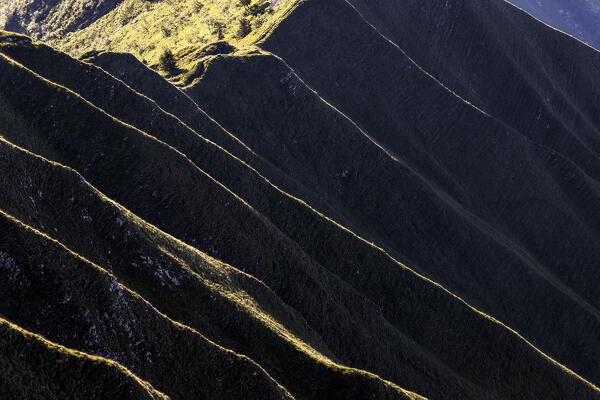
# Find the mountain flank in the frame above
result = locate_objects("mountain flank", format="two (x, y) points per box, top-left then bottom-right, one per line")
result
(1, 0), (600, 398)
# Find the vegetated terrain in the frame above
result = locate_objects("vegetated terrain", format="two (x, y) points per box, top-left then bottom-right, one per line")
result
(0, 0), (292, 63)
(0, 317), (169, 400)
(507, 0), (600, 50)
(0, 0), (599, 398)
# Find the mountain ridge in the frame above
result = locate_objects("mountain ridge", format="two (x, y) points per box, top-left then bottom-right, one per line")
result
(1, 0), (600, 398)
(2, 32), (596, 400)
(0, 315), (170, 400)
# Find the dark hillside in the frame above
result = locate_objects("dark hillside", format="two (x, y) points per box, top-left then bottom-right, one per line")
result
(259, 0), (600, 385)
(0, 209), (295, 400)
(336, 0), (600, 182)
(1, 35), (598, 399)
(0, 0), (599, 397)
(0, 130), (416, 400)
(0, 318), (168, 400)
(0, 38), (340, 222)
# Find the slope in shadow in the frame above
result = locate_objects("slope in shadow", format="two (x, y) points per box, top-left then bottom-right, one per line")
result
(0, 32), (598, 399)
(258, 0), (600, 385)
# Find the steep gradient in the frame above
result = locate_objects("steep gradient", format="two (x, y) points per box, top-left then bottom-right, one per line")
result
(1, 0), (600, 398)
(258, 0), (600, 385)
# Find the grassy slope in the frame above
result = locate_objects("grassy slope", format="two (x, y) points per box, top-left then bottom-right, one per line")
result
(0, 38), (342, 225)
(0, 146), (299, 400)
(344, 0), (600, 183)
(1, 0), (599, 396)
(0, 137), (419, 400)
(0, 213), (300, 400)
(0, 47), (423, 400)
(258, 0), (600, 385)
(1, 34), (599, 399)
(52, 0), (293, 63)
(0, 0), (300, 63)
(0, 319), (168, 400)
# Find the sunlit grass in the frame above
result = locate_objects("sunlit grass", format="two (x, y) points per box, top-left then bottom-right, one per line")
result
(49, 0), (295, 63)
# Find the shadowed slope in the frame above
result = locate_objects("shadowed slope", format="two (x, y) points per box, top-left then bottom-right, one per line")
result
(0, 138), (418, 400)
(0, 143), (301, 400)
(258, 0), (600, 385)
(0, 211), (298, 400)
(0, 318), (168, 400)
(342, 0), (600, 181)
(0, 36), (598, 399)
(0, 37), (340, 223)
(0, 49), (424, 400)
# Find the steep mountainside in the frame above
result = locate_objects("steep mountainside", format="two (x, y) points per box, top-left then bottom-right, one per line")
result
(258, 0), (600, 385)
(0, 318), (168, 400)
(1, 0), (600, 398)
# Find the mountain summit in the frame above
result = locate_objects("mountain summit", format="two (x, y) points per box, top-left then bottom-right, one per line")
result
(1, 0), (599, 399)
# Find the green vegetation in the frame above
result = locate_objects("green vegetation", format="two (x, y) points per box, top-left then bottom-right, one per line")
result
(0, 318), (168, 400)
(258, 0), (600, 387)
(1, 0), (600, 398)
(0, 46), (419, 400)
(0, 28), (599, 399)
(237, 17), (252, 38)
(0, 0), (295, 64)
(0, 199), (296, 400)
